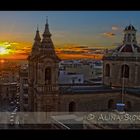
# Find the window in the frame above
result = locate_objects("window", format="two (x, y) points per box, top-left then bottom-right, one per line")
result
(23, 79), (28, 84)
(72, 79), (75, 84)
(45, 67), (51, 84)
(23, 107), (28, 112)
(35, 102), (37, 111)
(108, 99), (115, 110)
(125, 101), (131, 111)
(69, 101), (76, 112)
(105, 64), (110, 77)
(124, 34), (126, 41)
(24, 98), (28, 104)
(132, 34), (135, 42)
(121, 65), (129, 78)
(128, 34), (131, 42)
(23, 89), (28, 94)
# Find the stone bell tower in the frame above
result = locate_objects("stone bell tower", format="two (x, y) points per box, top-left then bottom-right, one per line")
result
(28, 19), (61, 112)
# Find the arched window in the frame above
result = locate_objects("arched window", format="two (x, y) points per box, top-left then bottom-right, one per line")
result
(121, 65), (129, 78)
(132, 34), (135, 42)
(105, 64), (110, 77)
(69, 101), (76, 112)
(127, 34), (131, 42)
(108, 99), (115, 110)
(124, 34), (127, 41)
(35, 102), (37, 111)
(45, 67), (51, 84)
(125, 101), (131, 111)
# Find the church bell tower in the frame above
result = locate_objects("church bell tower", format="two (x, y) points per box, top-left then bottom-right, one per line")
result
(28, 18), (61, 112)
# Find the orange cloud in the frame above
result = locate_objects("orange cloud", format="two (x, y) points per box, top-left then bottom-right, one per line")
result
(102, 32), (116, 37)
(55, 44), (104, 60)
(0, 41), (104, 60)
(57, 53), (103, 60)
(0, 41), (31, 60)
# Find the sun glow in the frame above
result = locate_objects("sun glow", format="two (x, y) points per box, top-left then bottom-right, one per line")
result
(0, 47), (8, 55)
(0, 59), (5, 63)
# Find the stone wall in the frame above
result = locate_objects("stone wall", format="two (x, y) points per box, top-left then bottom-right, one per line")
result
(59, 92), (140, 112)
(103, 60), (140, 88)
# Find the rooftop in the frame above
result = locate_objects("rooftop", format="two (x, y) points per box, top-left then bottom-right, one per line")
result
(60, 85), (121, 94)
(124, 24), (136, 31)
(125, 88), (140, 97)
(103, 56), (140, 61)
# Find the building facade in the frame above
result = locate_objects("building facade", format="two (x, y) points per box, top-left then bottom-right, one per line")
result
(103, 24), (140, 88)
(59, 60), (103, 83)
(0, 82), (18, 105)
(58, 71), (84, 84)
(25, 22), (140, 116)
(19, 64), (28, 111)
(28, 20), (60, 112)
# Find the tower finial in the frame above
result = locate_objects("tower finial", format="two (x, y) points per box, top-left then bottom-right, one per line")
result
(37, 24), (39, 31)
(129, 20), (131, 25)
(46, 16), (48, 24)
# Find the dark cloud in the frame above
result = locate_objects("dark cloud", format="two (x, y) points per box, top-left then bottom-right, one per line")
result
(74, 46), (89, 49)
(60, 50), (86, 54)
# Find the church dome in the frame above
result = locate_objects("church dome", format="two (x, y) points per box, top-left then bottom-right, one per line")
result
(115, 24), (140, 53)
(116, 44), (140, 53)
(124, 24), (136, 31)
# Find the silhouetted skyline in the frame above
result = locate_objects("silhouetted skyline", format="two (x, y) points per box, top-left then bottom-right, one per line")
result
(0, 11), (140, 60)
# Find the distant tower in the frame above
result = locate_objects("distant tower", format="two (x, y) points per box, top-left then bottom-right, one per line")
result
(103, 24), (140, 88)
(28, 19), (61, 112)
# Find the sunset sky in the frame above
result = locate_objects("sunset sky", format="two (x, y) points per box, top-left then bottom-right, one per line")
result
(0, 11), (140, 60)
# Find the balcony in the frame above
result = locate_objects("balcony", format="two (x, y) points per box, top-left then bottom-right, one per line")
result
(36, 85), (59, 93)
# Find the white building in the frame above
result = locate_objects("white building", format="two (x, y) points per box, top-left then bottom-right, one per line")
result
(59, 60), (103, 84)
(59, 71), (84, 84)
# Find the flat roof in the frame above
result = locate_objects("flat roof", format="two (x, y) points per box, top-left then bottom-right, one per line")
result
(60, 85), (121, 94)
(125, 88), (140, 97)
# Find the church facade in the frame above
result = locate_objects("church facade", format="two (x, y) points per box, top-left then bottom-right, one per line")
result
(28, 20), (60, 112)
(103, 24), (140, 88)
(26, 21), (140, 113)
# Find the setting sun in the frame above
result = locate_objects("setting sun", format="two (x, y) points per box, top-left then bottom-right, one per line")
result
(0, 46), (9, 55)
(0, 59), (5, 63)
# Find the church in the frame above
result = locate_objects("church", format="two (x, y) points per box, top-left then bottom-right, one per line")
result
(26, 20), (140, 113)
(103, 24), (140, 88)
